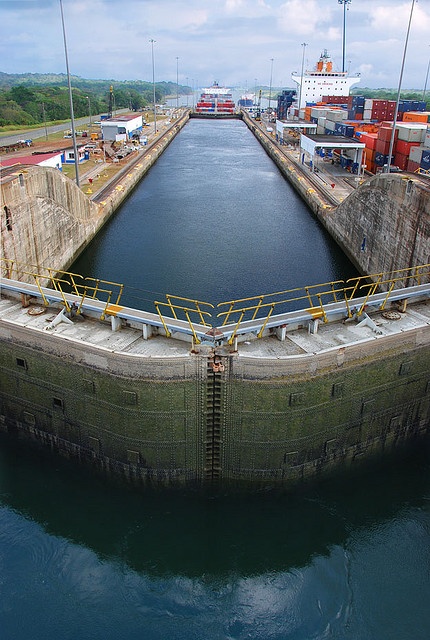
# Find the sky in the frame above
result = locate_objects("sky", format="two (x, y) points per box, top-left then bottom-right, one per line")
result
(0, 0), (429, 92)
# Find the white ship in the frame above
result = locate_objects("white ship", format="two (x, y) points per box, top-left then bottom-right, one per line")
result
(292, 49), (360, 109)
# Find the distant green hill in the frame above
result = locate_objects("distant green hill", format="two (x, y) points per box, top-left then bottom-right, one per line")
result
(0, 71), (188, 127)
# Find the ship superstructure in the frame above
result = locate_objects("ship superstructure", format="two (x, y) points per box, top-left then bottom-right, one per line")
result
(292, 49), (360, 109)
(195, 82), (235, 114)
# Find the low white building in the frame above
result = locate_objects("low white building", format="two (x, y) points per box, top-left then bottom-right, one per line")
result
(101, 114), (143, 142)
(0, 151), (63, 170)
(62, 146), (87, 164)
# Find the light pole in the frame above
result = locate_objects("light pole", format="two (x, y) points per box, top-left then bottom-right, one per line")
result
(299, 43), (307, 110)
(176, 57), (179, 109)
(268, 58), (274, 115)
(85, 95), (92, 130)
(386, 0), (416, 172)
(338, 0), (351, 73)
(41, 102), (48, 141)
(423, 45), (430, 102)
(150, 39), (157, 134)
(186, 77), (189, 107)
(59, 0), (79, 187)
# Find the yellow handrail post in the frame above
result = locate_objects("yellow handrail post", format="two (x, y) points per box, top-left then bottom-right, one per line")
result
(257, 304), (275, 338)
(154, 302), (172, 338)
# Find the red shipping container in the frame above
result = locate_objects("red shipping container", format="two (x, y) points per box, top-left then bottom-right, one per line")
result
(360, 133), (378, 150)
(378, 126), (398, 142)
(396, 139), (420, 155)
(407, 159), (420, 172)
(355, 113), (363, 120)
(394, 152), (408, 170)
(376, 138), (391, 154)
(373, 100), (388, 108)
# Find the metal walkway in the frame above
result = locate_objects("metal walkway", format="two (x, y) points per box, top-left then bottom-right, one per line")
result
(0, 260), (429, 346)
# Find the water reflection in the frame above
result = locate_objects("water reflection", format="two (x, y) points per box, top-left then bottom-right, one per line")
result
(1, 437), (429, 580)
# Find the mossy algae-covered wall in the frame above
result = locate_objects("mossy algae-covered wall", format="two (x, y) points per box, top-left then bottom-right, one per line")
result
(0, 319), (428, 488)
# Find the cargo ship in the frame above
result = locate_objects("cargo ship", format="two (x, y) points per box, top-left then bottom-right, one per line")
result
(292, 49), (360, 109)
(195, 82), (236, 114)
(237, 92), (255, 108)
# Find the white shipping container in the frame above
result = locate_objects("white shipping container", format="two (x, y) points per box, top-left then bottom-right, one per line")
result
(311, 107), (327, 118)
(326, 109), (347, 122)
(317, 125), (325, 134)
(363, 109), (373, 120)
(325, 119), (336, 132)
(397, 123), (427, 143)
(424, 128), (430, 148)
(364, 99), (373, 109)
(317, 116), (326, 127)
(409, 145), (425, 163)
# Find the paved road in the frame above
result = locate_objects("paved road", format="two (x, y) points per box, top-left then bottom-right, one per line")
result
(0, 109), (129, 146)
(0, 117), (92, 146)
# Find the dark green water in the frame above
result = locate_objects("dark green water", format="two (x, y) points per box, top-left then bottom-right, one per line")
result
(1, 120), (429, 638)
(1, 438), (430, 639)
(71, 119), (358, 310)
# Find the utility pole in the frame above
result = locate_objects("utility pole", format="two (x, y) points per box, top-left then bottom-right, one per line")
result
(59, 0), (79, 187)
(386, 0), (416, 172)
(299, 43), (307, 110)
(338, 0), (351, 73)
(176, 57), (179, 109)
(150, 39), (157, 134)
(268, 58), (274, 115)
(423, 46), (430, 102)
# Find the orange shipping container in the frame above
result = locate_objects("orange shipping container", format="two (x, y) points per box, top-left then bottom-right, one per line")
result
(403, 111), (430, 123)
(364, 147), (376, 163)
(365, 160), (376, 174)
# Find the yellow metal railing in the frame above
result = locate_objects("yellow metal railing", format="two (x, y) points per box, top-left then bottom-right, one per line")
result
(0, 259), (124, 321)
(1, 259), (429, 344)
(343, 264), (430, 317)
(216, 265), (430, 344)
(217, 280), (347, 344)
(154, 295), (214, 344)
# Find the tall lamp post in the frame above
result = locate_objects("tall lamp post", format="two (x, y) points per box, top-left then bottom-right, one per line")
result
(150, 39), (157, 134)
(299, 42), (307, 110)
(338, 0), (351, 73)
(85, 95), (92, 131)
(268, 58), (274, 115)
(176, 57), (179, 109)
(59, 0), (79, 187)
(386, 0), (416, 172)
(423, 45), (430, 102)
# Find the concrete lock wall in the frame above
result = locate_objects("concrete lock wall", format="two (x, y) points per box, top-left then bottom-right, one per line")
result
(0, 113), (190, 278)
(326, 174), (430, 275)
(1, 111), (430, 487)
(0, 167), (101, 275)
(0, 318), (429, 487)
(245, 114), (430, 276)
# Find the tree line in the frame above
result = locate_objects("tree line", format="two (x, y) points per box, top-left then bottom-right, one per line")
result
(0, 72), (189, 127)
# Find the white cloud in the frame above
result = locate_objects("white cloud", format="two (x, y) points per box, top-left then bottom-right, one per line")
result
(0, 0), (429, 88)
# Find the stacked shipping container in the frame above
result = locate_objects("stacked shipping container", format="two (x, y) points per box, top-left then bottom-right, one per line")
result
(287, 94), (429, 174)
